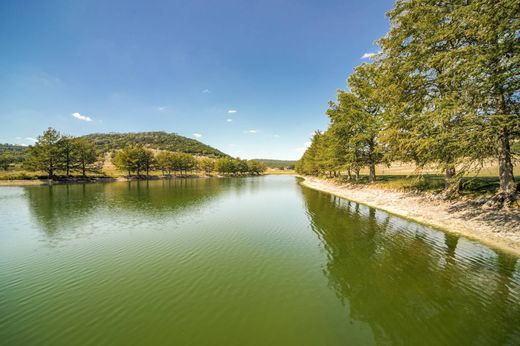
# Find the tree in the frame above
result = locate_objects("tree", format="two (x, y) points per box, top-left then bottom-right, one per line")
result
(113, 146), (141, 176)
(24, 128), (62, 178)
(247, 160), (267, 175)
(156, 151), (174, 175)
(73, 138), (98, 177)
(199, 157), (215, 175)
(0, 152), (13, 170)
(215, 157), (236, 175)
(377, 0), (517, 198)
(138, 147), (155, 176)
(58, 136), (75, 177)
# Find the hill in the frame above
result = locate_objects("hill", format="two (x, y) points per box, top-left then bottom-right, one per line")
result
(0, 144), (28, 162)
(80, 131), (227, 157)
(253, 159), (296, 169)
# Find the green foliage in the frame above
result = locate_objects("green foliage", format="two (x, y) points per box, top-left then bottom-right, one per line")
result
(215, 157), (237, 174)
(298, 0), (519, 198)
(24, 128), (62, 178)
(215, 157), (265, 175)
(113, 145), (155, 176)
(23, 128), (100, 178)
(252, 159), (296, 169)
(198, 157), (215, 174)
(0, 152), (14, 170)
(247, 160), (267, 175)
(73, 138), (98, 177)
(82, 131), (226, 157)
(297, 65), (386, 182)
(0, 144), (27, 163)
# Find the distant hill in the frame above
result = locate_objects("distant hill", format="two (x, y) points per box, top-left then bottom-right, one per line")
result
(1, 132), (228, 160)
(80, 132), (227, 157)
(253, 159), (296, 169)
(0, 144), (28, 162)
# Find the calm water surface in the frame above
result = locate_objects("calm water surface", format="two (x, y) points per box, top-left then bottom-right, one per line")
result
(1, 176), (519, 345)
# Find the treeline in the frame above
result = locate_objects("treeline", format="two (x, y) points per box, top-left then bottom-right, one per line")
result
(253, 159), (296, 170)
(12, 128), (266, 178)
(23, 128), (98, 177)
(113, 146), (267, 177)
(297, 0), (519, 201)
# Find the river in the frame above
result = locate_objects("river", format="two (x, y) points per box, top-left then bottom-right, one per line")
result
(1, 176), (519, 345)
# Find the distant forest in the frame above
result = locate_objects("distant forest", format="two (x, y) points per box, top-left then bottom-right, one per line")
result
(253, 159), (296, 169)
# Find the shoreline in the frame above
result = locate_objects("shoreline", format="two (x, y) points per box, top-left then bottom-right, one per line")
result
(300, 176), (520, 256)
(0, 175), (213, 186)
(0, 173), (271, 187)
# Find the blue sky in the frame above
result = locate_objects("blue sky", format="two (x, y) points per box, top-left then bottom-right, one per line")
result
(0, 0), (392, 160)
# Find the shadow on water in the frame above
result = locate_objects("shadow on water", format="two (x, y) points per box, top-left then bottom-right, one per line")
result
(299, 186), (520, 345)
(22, 178), (250, 238)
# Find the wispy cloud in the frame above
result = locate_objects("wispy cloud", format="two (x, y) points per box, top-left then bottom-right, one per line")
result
(244, 129), (257, 134)
(193, 133), (202, 138)
(295, 141), (312, 152)
(228, 109), (237, 114)
(202, 89), (211, 93)
(72, 112), (92, 122)
(361, 51), (380, 59)
(157, 106), (166, 111)
(226, 118), (233, 122)
(273, 134), (280, 138)
(25, 137), (37, 142)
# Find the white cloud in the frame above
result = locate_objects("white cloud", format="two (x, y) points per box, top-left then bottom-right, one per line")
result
(228, 109), (237, 114)
(244, 129), (257, 134)
(157, 106), (166, 111)
(72, 112), (92, 122)
(202, 89), (211, 93)
(361, 51), (379, 59)
(25, 137), (37, 142)
(226, 118), (233, 122)
(295, 141), (312, 152)
(273, 134), (280, 138)
(193, 133), (202, 138)
(17, 143), (28, 147)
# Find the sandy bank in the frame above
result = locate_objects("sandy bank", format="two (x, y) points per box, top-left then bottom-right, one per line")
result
(300, 176), (520, 255)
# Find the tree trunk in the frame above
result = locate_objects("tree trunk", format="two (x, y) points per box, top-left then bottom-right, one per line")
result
(347, 168), (352, 180)
(497, 126), (517, 195)
(82, 162), (86, 177)
(354, 168), (360, 181)
(66, 152), (70, 177)
(444, 166), (456, 190)
(368, 164), (376, 183)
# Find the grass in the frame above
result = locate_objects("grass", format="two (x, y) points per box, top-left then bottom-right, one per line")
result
(334, 174), (520, 200)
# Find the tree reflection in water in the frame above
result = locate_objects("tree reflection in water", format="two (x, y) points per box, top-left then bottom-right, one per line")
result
(301, 187), (520, 345)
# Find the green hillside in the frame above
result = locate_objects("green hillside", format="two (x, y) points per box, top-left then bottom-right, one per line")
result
(80, 131), (227, 157)
(253, 159), (296, 169)
(0, 144), (28, 162)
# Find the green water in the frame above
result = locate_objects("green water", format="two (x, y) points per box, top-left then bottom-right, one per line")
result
(0, 176), (519, 345)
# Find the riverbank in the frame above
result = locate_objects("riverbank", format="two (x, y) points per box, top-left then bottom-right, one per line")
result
(0, 173), (271, 186)
(301, 176), (520, 255)
(0, 175), (211, 186)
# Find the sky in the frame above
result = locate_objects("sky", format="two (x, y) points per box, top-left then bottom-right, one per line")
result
(0, 0), (393, 160)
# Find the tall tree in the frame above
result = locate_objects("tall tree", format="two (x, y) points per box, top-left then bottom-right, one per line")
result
(25, 128), (62, 178)
(378, 0), (517, 197)
(58, 136), (75, 177)
(73, 138), (98, 177)
(199, 157), (215, 175)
